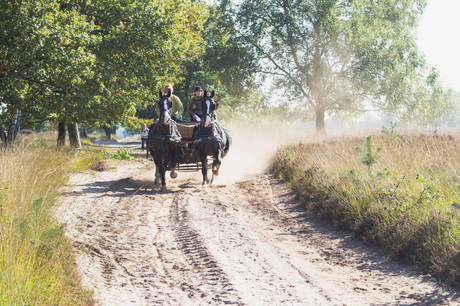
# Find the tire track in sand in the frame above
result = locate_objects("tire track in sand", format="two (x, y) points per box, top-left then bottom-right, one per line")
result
(169, 192), (242, 304)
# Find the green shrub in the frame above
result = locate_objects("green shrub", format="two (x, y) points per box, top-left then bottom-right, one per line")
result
(103, 146), (136, 160)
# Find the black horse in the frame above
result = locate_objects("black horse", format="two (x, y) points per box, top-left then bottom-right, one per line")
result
(193, 90), (231, 186)
(147, 90), (181, 189)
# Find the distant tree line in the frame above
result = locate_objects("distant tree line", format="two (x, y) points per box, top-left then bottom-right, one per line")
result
(1, 0), (456, 147)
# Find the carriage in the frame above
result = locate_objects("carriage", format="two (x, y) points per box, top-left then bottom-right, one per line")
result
(170, 121), (226, 183)
(147, 90), (230, 188)
(174, 122), (203, 172)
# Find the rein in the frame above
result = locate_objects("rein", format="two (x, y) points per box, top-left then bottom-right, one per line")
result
(176, 122), (197, 128)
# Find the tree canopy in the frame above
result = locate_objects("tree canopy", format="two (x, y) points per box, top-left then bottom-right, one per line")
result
(168, 3), (261, 121)
(1, 0), (208, 145)
(0, 0), (98, 125)
(1, 0), (457, 144)
(227, 0), (455, 133)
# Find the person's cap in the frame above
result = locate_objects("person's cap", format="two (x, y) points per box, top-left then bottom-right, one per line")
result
(194, 86), (202, 91)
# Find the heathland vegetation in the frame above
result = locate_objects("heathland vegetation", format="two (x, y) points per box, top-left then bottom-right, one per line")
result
(3, 126), (460, 305)
(0, 134), (110, 305)
(272, 127), (460, 288)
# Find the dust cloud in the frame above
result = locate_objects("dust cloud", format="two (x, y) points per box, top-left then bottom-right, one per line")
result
(217, 119), (313, 184)
(132, 119), (314, 186)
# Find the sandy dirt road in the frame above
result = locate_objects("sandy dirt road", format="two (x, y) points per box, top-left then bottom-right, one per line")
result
(57, 127), (460, 305)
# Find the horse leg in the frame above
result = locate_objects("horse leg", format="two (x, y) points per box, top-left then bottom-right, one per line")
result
(154, 154), (167, 189)
(153, 156), (161, 186)
(170, 149), (178, 179)
(212, 148), (222, 176)
(159, 157), (167, 189)
(200, 153), (208, 186)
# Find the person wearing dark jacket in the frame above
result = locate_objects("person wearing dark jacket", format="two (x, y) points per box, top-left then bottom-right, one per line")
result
(186, 86), (204, 122)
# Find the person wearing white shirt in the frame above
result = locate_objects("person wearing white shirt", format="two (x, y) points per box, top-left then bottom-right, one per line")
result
(140, 124), (149, 150)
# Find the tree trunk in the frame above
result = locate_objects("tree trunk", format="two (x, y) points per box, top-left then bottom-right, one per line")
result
(103, 120), (112, 140)
(0, 119), (7, 147)
(80, 125), (88, 138)
(315, 107), (326, 136)
(7, 109), (21, 146)
(57, 121), (66, 147)
(68, 123), (82, 149)
(103, 126), (111, 140)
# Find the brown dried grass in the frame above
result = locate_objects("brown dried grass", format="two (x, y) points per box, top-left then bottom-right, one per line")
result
(272, 129), (460, 288)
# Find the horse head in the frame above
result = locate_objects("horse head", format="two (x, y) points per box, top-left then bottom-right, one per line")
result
(158, 89), (172, 125)
(201, 90), (217, 128)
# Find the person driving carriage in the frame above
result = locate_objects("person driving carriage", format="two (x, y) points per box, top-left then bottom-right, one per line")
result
(187, 86), (204, 122)
(187, 86), (219, 122)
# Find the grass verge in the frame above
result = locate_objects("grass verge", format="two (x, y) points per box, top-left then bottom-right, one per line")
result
(0, 134), (97, 305)
(271, 130), (460, 288)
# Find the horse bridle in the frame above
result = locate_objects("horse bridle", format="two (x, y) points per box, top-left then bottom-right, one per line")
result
(201, 97), (216, 128)
(159, 96), (172, 125)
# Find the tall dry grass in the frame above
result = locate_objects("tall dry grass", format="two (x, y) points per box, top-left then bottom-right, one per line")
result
(272, 129), (460, 288)
(0, 135), (95, 305)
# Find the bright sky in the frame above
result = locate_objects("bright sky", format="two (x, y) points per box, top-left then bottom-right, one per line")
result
(417, 0), (460, 92)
